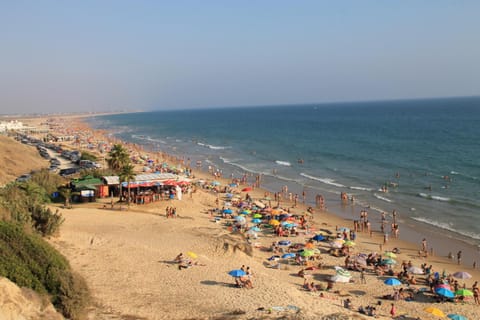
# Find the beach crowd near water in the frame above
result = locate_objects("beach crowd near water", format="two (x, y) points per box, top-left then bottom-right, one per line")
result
(20, 115), (480, 319)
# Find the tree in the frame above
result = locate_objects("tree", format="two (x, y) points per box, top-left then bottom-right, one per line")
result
(119, 164), (135, 205)
(106, 144), (129, 172)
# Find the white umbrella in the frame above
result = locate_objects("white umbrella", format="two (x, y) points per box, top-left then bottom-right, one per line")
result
(330, 274), (351, 283)
(408, 266), (424, 274)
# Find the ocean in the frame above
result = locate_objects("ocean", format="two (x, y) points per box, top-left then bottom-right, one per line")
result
(87, 96), (480, 253)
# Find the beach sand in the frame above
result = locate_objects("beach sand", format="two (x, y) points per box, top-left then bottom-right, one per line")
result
(15, 115), (480, 319)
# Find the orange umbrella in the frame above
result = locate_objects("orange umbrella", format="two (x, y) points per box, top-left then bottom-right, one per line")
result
(305, 242), (315, 249)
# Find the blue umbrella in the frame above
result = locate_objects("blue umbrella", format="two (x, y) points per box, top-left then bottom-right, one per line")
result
(283, 223), (295, 229)
(447, 314), (468, 320)
(250, 226), (261, 232)
(223, 209), (233, 214)
(251, 218), (262, 224)
(435, 287), (455, 299)
(225, 193), (233, 198)
(282, 253), (296, 259)
(312, 234), (325, 242)
(278, 240), (291, 246)
(384, 278), (402, 286)
(228, 269), (246, 277)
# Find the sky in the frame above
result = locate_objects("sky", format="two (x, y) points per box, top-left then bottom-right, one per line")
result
(1, 1), (480, 114)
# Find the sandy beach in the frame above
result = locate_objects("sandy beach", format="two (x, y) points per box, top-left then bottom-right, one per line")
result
(14, 115), (480, 319)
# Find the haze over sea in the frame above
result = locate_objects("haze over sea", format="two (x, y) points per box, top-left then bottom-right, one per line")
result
(88, 96), (480, 249)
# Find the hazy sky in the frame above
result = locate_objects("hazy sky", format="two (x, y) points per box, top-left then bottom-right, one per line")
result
(1, 1), (479, 114)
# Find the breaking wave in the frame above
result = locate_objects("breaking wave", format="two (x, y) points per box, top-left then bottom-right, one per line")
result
(300, 173), (346, 188)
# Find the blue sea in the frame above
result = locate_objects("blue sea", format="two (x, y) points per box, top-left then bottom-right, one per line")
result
(87, 97), (480, 252)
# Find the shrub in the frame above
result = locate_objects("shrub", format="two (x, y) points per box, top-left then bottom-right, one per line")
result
(0, 222), (90, 319)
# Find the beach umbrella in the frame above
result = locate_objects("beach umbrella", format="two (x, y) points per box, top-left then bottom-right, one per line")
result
(251, 218), (262, 224)
(283, 223), (295, 229)
(228, 269), (246, 277)
(223, 208), (233, 214)
(384, 278), (402, 286)
(407, 266), (424, 274)
(234, 215), (246, 223)
(355, 256), (367, 267)
(452, 271), (472, 279)
(252, 213), (262, 219)
(225, 193), (233, 198)
(336, 269), (351, 277)
(278, 240), (291, 246)
(186, 251), (198, 259)
(455, 289), (473, 297)
(242, 187), (252, 192)
(447, 314), (468, 320)
(269, 219), (280, 226)
(249, 226), (261, 232)
(211, 181), (221, 186)
(330, 241), (344, 249)
(312, 234), (325, 242)
(384, 251), (397, 258)
(330, 274), (351, 283)
(343, 240), (356, 247)
(299, 250), (314, 257)
(229, 183), (238, 187)
(424, 307), (446, 318)
(381, 258), (397, 265)
(435, 284), (452, 291)
(304, 242), (315, 249)
(253, 201), (265, 208)
(435, 287), (455, 299)
(282, 253), (296, 259)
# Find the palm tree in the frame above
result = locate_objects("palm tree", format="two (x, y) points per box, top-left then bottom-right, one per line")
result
(119, 164), (136, 205)
(107, 144), (130, 171)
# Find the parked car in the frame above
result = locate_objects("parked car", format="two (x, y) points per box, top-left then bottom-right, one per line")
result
(16, 174), (32, 182)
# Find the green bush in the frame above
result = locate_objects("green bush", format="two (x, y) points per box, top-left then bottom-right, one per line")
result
(80, 151), (97, 162)
(0, 222), (90, 319)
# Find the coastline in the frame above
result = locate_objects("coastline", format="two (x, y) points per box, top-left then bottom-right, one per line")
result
(22, 114), (480, 319)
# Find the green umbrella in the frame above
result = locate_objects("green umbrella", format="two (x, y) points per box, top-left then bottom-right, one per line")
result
(299, 250), (314, 257)
(455, 289), (473, 296)
(252, 213), (262, 218)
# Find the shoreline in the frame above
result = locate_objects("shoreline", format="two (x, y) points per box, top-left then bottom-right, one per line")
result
(70, 113), (480, 268)
(23, 114), (480, 319)
(82, 112), (480, 269)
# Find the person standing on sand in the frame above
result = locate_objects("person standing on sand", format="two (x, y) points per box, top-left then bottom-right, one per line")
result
(390, 303), (396, 317)
(457, 250), (462, 265)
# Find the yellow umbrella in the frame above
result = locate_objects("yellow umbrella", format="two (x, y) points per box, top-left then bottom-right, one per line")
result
(343, 240), (356, 247)
(186, 251), (198, 259)
(269, 219), (280, 226)
(384, 251), (397, 258)
(424, 307), (445, 318)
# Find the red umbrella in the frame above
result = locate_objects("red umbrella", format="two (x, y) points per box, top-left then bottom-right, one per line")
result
(242, 187), (253, 192)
